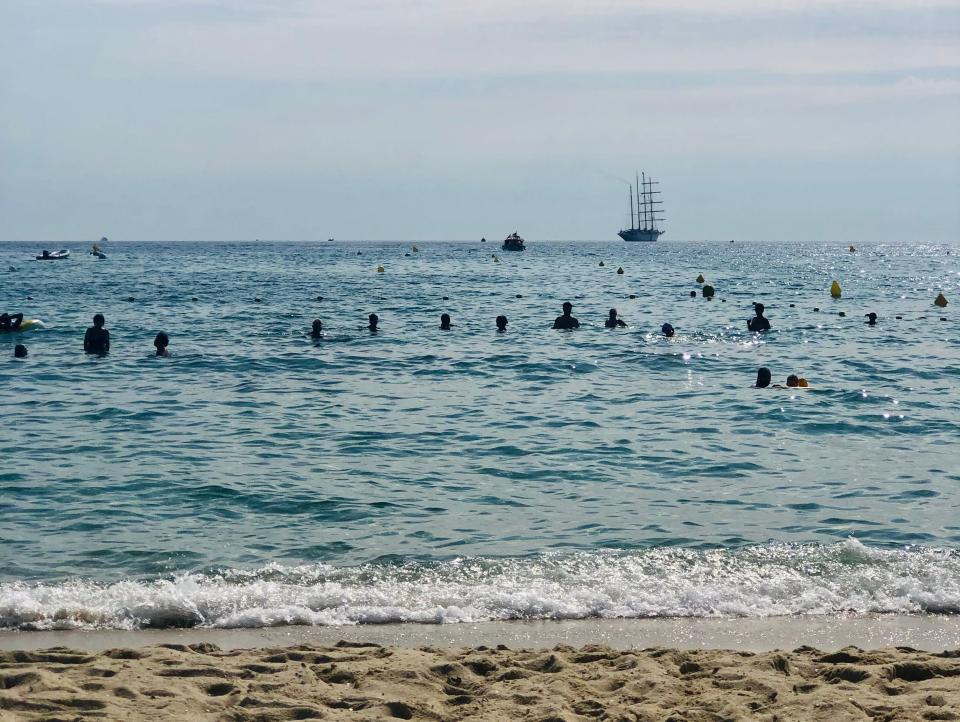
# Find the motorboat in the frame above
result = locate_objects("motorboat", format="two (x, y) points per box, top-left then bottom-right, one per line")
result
(502, 232), (525, 251)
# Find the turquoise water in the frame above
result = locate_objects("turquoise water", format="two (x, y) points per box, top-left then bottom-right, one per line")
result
(1, 240), (958, 629)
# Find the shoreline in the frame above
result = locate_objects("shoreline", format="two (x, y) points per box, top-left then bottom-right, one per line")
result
(3, 614), (959, 653)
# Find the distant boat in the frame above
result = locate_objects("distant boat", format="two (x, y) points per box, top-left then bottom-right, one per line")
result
(480, 237), (487, 243)
(327, 238), (334, 242)
(91, 242), (107, 259)
(618, 171), (664, 242)
(36, 249), (70, 260)
(502, 232), (525, 251)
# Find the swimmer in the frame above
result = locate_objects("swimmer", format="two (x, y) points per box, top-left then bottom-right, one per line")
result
(496, 315), (508, 332)
(786, 374), (799, 388)
(552, 302), (580, 330)
(604, 308), (627, 328)
(747, 303), (771, 332)
(440, 313), (451, 331)
(154, 332), (170, 357)
(14, 344), (27, 358)
(83, 313), (110, 355)
(0, 312), (23, 331)
(755, 367), (772, 388)
(661, 323), (675, 338)
(865, 312), (877, 326)
(367, 313), (379, 332)
(310, 319), (323, 338)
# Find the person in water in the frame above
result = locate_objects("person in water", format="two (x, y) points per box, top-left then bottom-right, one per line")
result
(496, 315), (508, 332)
(0, 312), (24, 331)
(786, 374), (799, 387)
(154, 332), (170, 357)
(865, 312), (877, 326)
(310, 319), (323, 338)
(747, 303), (771, 332)
(83, 313), (110, 354)
(661, 323), (675, 338)
(604, 309), (626, 328)
(552, 302), (579, 329)
(440, 313), (451, 330)
(755, 367), (772, 388)
(367, 313), (379, 331)
(14, 344), (27, 358)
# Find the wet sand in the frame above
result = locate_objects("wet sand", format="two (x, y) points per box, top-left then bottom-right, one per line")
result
(1, 617), (959, 720)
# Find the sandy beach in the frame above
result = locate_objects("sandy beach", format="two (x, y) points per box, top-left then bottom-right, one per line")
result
(2, 639), (958, 721)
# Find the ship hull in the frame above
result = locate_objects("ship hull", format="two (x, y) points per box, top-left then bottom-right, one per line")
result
(618, 228), (663, 242)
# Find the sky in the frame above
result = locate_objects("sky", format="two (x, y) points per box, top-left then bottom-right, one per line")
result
(1, 0), (958, 242)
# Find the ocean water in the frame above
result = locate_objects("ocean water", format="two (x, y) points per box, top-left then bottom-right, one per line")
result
(1, 240), (958, 630)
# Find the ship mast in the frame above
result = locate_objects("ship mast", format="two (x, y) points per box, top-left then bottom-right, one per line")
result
(629, 184), (635, 230)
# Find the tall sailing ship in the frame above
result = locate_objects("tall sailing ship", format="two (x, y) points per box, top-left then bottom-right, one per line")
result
(618, 172), (664, 242)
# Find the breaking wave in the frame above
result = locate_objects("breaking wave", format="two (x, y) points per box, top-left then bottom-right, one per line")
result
(2, 540), (959, 631)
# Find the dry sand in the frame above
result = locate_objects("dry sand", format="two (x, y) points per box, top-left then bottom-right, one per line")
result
(1, 641), (958, 721)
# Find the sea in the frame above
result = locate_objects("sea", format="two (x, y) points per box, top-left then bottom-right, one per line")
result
(1, 239), (958, 631)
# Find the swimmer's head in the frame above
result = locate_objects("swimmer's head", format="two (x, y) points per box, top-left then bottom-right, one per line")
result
(154, 332), (169, 354)
(756, 367), (772, 388)
(754, 303), (765, 316)
(14, 344), (27, 358)
(798, 378), (809, 387)
(440, 313), (451, 330)
(661, 323), (675, 337)
(689, 291), (697, 298)
(562, 301), (573, 314)
(93, 313), (105, 327)
(786, 374), (799, 387)
(608, 308), (618, 320)
(496, 315), (508, 331)
(312, 319), (323, 334)
(368, 313), (379, 329)
(865, 312), (877, 325)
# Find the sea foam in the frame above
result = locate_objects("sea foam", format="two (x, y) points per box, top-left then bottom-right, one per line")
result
(2, 540), (958, 631)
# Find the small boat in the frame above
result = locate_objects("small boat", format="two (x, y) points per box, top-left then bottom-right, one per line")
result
(91, 243), (107, 259)
(481, 237), (487, 243)
(502, 232), (525, 251)
(36, 249), (70, 260)
(618, 171), (664, 242)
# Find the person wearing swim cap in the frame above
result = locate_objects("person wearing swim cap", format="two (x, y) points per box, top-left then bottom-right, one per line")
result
(0, 312), (24, 331)
(496, 315), (508, 332)
(14, 344), (27, 358)
(747, 303), (771, 332)
(84, 314), (110, 355)
(367, 313), (379, 332)
(661, 323), (675, 338)
(440, 313), (452, 330)
(865, 312), (877, 326)
(154, 332), (170, 357)
(552, 302), (579, 329)
(755, 367), (772, 388)
(310, 319), (323, 338)
(604, 309), (626, 328)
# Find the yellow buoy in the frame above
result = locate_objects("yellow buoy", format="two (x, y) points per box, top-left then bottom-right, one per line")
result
(696, 274), (705, 283)
(935, 293), (948, 308)
(376, 265), (385, 273)
(830, 280), (842, 299)
(616, 267), (624, 275)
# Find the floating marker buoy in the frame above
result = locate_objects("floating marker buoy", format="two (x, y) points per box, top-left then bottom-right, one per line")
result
(192, 297), (199, 302)
(254, 297), (262, 303)
(316, 296), (323, 302)
(696, 274), (705, 283)
(941, 317), (948, 321)
(599, 261), (605, 267)
(830, 280), (842, 299)
(442, 296), (449, 300)
(934, 293), (948, 307)
(814, 307), (820, 312)
(895, 315), (903, 319)
(616, 267), (624, 275)
(702, 284), (715, 298)
(515, 294), (522, 298)
(789, 303), (795, 308)
(376, 265), (385, 273)
(629, 294), (636, 299)
(838, 311), (846, 317)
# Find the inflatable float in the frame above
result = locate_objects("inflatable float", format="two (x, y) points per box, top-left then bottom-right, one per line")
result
(36, 250), (70, 260)
(0, 319), (44, 332)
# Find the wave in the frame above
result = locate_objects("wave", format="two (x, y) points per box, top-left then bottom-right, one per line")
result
(2, 540), (959, 631)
